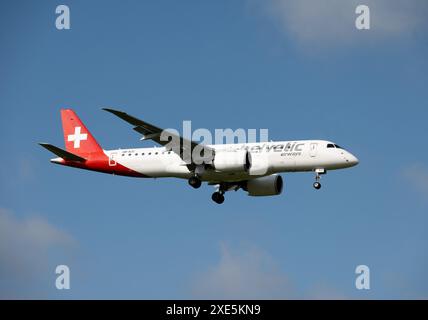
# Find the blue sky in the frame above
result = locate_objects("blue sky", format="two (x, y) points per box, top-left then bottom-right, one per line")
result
(1, 0), (427, 299)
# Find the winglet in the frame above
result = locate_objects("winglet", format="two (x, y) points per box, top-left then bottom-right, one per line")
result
(102, 108), (129, 119)
(102, 107), (121, 114)
(39, 143), (86, 162)
(102, 108), (145, 128)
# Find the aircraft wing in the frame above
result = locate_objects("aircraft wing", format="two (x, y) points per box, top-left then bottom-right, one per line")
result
(102, 108), (214, 166)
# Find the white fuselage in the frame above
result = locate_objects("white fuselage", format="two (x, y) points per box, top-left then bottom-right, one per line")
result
(104, 140), (359, 182)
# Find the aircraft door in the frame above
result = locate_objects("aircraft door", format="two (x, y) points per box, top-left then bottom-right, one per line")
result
(109, 152), (117, 166)
(309, 143), (318, 157)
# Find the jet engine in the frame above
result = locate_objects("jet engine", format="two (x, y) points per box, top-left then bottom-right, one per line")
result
(213, 150), (252, 173)
(244, 174), (283, 196)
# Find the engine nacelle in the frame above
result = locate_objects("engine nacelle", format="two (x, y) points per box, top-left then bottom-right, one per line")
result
(244, 174), (283, 196)
(213, 150), (252, 173)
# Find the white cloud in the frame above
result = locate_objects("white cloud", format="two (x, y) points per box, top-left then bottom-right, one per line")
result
(191, 243), (295, 299)
(190, 243), (355, 299)
(0, 208), (75, 299)
(402, 164), (428, 197)
(260, 0), (428, 48)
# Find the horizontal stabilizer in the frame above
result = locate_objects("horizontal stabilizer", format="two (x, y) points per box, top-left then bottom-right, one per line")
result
(39, 143), (86, 162)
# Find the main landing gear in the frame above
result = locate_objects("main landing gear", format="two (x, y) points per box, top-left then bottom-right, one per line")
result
(211, 191), (225, 204)
(188, 176), (202, 189)
(313, 168), (326, 190)
(188, 175), (226, 204)
(188, 174), (237, 204)
(210, 183), (240, 204)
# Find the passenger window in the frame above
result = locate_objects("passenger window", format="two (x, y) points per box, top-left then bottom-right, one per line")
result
(155, 152), (158, 155)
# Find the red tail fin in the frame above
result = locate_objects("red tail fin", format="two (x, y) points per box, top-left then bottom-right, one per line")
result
(61, 109), (103, 156)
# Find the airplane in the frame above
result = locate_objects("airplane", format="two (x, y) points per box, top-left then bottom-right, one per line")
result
(39, 108), (359, 204)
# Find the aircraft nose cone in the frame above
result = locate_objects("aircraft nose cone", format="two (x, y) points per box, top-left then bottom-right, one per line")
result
(347, 153), (359, 166)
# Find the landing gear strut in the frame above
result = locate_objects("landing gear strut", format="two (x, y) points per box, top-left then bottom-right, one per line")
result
(313, 168), (326, 190)
(212, 191), (225, 204)
(188, 176), (202, 189)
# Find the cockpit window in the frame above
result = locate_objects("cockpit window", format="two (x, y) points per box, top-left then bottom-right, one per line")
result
(334, 144), (342, 149)
(327, 143), (335, 148)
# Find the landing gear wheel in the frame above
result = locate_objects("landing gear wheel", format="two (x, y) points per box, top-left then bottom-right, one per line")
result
(313, 181), (321, 190)
(188, 176), (202, 189)
(211, 192), (225, 204)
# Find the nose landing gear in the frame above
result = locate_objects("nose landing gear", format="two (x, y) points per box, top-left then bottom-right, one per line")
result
(313, 181), (321, 189)
(313, 168), (326, 190)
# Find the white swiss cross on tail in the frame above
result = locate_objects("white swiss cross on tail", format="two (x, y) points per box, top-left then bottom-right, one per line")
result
(67, 126), (88, 148)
